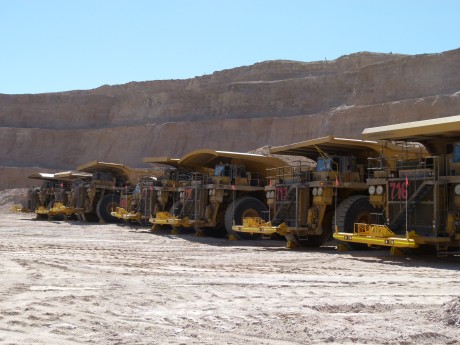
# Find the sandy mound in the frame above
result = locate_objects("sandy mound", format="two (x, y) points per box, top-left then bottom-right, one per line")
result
(434, 297), (460, 327)
(0, 188), (28, 212)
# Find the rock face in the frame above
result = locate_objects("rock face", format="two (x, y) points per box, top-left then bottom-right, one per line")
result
(1, 49), (460, 188)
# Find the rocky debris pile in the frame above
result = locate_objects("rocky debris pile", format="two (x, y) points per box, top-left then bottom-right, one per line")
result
(249, 146), (315, 167)
(0, 188), (28, 211)
(434, 297), (460, 327)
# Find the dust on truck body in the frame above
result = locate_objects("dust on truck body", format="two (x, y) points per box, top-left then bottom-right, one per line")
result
(334, 115), (460, 255)
(74, 161), (147, 223)
(232, 136), (423, 247)
(150, 149), (286, 238)
(111, 157), (185, 225)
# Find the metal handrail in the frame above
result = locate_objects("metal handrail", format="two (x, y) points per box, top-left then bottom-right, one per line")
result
(266, 164), (311, 185)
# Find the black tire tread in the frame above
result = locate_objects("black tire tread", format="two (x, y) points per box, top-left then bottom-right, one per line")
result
(225, 196), (265, 240)
(333, 194), (372, 251)
(96, 194), (120, 223)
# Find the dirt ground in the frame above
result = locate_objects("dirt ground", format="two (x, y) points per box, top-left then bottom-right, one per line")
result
(1, 197), (460, 344)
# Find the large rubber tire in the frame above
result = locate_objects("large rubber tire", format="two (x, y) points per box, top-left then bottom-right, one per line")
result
(96, 194), (120, 223)
(225, 197), (266, 240)
(285, 210), (333, 248)
(333, 195), (375, 250)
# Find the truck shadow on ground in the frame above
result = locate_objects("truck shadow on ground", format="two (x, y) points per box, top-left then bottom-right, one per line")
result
(333, 247), (460, 271)
(116, 223), (460, 269)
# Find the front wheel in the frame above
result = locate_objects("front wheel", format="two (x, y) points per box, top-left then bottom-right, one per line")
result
(225, 197), (266, 240)
(333, 195), (376, 250)
(96, 194), (120, 223)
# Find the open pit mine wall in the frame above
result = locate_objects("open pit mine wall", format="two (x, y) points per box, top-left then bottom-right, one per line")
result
(1, 48), (460, 189)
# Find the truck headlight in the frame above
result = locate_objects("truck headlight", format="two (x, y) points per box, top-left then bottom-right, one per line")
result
(312, 187), (318, 196)
(455, 184), (460, 195)
(317, 187), (323, 196)
(376, 185), (384, 195)
(368, 185), (376, 195)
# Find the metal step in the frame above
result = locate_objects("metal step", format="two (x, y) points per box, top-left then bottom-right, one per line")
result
(436, 243), (449, 257)
(274, 185), (297, 222)
(390, 181), (433, 230)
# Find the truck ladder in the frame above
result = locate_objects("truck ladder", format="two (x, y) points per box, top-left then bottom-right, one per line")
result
(390, 180), (434, 230)
(181, 185), (203, 220)
(273, 185), (297, 225)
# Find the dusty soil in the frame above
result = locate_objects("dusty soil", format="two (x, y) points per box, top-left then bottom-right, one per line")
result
(1, 202), (460, 344)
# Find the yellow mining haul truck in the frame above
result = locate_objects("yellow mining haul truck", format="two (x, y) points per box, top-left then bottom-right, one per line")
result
(140, 157), (202, 229)
(111, 157), (186, 225)
(232, 136), (425, 248)
(24, 171), (91, 219)
(150, 149), (286, 238)
(110, 174), (158, 225)
(47, 170), (93, 219)
(334, 115), (460, 256)
(74, 161), (148, 223)
(26, 172), (66, 219)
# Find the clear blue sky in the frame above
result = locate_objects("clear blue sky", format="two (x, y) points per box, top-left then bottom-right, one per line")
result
(1, 0), (459, 94)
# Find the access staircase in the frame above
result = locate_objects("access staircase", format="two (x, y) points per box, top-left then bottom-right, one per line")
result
(180, 174), (205, 220)
(273, 185), (298, 226)
(389, 180), (434, 231)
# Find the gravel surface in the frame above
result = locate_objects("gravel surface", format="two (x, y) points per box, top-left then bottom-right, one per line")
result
(1, 209), (460, 344)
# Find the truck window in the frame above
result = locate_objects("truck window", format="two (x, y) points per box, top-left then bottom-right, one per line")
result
(453, 144), (460, 163)
(214, 165), (227, 177)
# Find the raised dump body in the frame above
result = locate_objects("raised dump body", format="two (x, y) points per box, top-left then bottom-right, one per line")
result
(150, 149), (286, 238)
(334, 115), (460, 256)
(233, 136), (425, 247)
(74, 161), (148, 223)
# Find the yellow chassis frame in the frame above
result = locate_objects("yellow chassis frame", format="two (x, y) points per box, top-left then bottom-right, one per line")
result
(48, 202), (76, 217)
(333, 223), (455, 249)
(150, 212), (193, 228)
(111, 207), (142, 222)
(232, 217), (315, 237)
(232, 217), (287, 235)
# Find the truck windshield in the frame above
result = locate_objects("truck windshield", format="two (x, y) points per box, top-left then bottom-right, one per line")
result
(214, 165), (227, 177)
(316, 158), (333, 172)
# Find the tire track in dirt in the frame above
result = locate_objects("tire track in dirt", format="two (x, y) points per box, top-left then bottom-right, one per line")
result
(1, 212), (460, 344)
